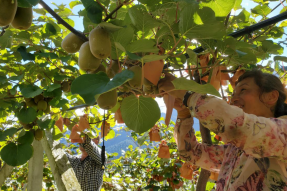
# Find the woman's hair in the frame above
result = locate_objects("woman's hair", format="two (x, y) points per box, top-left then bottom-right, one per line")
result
(237, 69), (287, 118)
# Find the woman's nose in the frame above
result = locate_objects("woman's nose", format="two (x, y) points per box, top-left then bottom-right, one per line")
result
(230, 94), (239, 105)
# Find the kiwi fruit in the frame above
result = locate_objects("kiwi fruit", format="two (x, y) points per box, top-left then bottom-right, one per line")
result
(34, 129), (43, 141)
(143, 78), (153, 86)
(24, 97), (32, 102)
(37, 74), (43, 80)
(91, 64), (106, 74)
(37, 100), (47, 111)
(11, 7), (33, 30)
(43, 105), (50, 114)
(61, 81), (71, 92)
(0, 0), (17, 27)
(106, 60), (120, 78)
(41, 79), (48, 87)
(78, 42), (101, 72)
(54, 80), (62, 84)
(89, 25), (111, 59)
(97, 89), (117, 110)
(143, 85), (153, 94)
(23, 123), (33, 130)
(61, 32), (85, 53)
(34, 94), (44, 104)
(128, 65), (142, 89)
(26, 99), (37, 107)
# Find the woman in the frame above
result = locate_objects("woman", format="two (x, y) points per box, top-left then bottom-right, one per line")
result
(158, 70), (287, 190)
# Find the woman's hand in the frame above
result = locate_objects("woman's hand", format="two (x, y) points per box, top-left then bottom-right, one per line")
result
(158, 73), (187, 100)
(158, 73), (191, 119)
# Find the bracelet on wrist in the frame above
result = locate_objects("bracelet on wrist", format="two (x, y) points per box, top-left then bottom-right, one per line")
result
(183, 91), (194, 107)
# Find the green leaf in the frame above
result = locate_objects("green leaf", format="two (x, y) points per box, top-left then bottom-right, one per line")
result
(164, 172), (173, 178)
(262, 40), (283, 54)
(0, 30), (13, 49)
(127, 51), (142, 60)
(201, 0), (236, 17)
(52, 127), (63, 140)
(1, 142), (33, 166)
(70, 0), (81, 9)
(111, 26), (134, 48)
(78, 9), (97, 32)
(18, 0), (40, 7)
(0, 128), (18, 141)
(20, 85), (43, 98)
(60, 55), (73, 63)
(46, 84), (61, 92)
(236, 9), (250, 23)
(9, 74), (24, 81)
(16, 108), (37, 124)
(231, 48), (257, 64)
(186, 49), (198, 65)
(114, 42), (126, 52)
(71, 70), (134, 105)
(33, 8), (46, 15)
(179, 3), (225, 39)
(49, 98), (69, 108)
(81, 0), (103, 24)
(127, 39), (158, 53)
(37, 119), (55, 130)
(137, 131), (149, 146)
(18, 130), (34, 145)
(128, 5), (161, 34)
(188, 22), (226, 40)
(105, 129), (115, 140)
(251, 4), (271, 16)
(54, 73), (68, 81)
(142, 55), (167, 63)
(10, 86), (18, 96)
(121, 95), (161, 134)
(172, 78), (221, 97)
(17, 46), (35, 61)
(43, 88), (62, 99)
(44, 23), (57, 35)
(0, 75), (7, 84)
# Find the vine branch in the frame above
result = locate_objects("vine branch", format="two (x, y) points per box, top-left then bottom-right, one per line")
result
(39, 0), (88, 42)
(96, 0), (108, 16)
(104, 0), (132, 22)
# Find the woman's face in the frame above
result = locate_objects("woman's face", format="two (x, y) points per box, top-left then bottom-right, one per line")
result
(231, 77), (274, 117)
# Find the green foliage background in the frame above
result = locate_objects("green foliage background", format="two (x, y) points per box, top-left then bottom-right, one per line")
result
(0, 0), (287, 190)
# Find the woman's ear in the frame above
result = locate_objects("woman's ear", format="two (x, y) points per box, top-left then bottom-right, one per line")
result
(263, 90), (279, 106)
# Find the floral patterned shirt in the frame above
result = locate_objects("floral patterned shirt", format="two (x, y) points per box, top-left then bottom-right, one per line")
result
(174, 93), (287, 191)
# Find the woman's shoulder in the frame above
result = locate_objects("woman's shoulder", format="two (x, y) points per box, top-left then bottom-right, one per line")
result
(277, 115), (287, 120)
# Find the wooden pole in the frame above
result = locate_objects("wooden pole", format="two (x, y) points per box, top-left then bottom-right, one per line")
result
(41, 129), (82, 191)
(0, 163), (13, 186)
(27, 140), (44, 191)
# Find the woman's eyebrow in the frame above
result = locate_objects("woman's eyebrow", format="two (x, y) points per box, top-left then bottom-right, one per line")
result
(238, 83), (249, 87)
